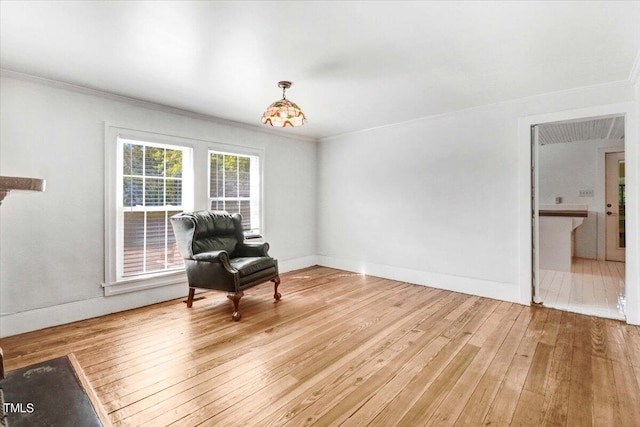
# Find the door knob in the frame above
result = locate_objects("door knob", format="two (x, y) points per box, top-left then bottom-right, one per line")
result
(607, 211), (617, 216)
(607, 203), (612, 207)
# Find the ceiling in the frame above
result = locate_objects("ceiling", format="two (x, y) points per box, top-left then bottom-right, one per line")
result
(1, 1), (639, 140)
(539, 116), (625, 145)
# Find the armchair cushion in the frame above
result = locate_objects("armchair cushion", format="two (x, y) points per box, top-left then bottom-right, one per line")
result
(193, 234), (238, 257)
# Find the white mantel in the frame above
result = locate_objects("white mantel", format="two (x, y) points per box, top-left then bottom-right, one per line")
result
(0, 176), (46, 205)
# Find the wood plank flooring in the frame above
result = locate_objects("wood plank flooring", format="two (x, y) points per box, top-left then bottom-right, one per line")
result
(540, 258), (626, 320)
(2, 266), (640, 426)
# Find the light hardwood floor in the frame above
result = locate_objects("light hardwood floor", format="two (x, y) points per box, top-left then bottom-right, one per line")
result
(2, 266), (640, 426)
(540, 258), (626, 320)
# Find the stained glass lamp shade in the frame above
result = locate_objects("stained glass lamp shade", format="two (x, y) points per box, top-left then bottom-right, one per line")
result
(261, 81), (307, 127)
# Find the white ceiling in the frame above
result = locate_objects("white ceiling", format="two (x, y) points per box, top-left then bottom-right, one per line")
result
(1, 1), (639, 140)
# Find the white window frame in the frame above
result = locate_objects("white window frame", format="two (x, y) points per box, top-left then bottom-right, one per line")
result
(104, 125), (194, 296)
(208, 148), (262, 237)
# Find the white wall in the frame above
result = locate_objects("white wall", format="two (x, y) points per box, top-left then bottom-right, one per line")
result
(538, 138), (624, 259)
(317, 81), (636, 304)
(0, 74), (317, 336)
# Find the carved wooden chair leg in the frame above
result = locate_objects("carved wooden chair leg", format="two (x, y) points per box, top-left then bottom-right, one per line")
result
(186, 288), (195, 308)
(227, 291), (244, 321)
(272, 276), (281, 301)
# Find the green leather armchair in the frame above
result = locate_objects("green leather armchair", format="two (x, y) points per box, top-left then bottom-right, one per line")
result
(170, 210), (281, 320)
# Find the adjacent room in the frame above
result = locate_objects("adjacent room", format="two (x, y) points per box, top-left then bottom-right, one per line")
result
(1, 1), (640, 426)
(536, 116), (627, 319)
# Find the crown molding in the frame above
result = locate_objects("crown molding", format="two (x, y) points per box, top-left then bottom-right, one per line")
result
(0, 68), (318, 143)
(321, 79), (633, 142)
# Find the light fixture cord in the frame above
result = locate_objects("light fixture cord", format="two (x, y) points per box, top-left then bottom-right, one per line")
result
(282, 86), (287, 100)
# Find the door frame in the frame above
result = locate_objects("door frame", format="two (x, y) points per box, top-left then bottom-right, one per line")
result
(517, 102), (639, 325)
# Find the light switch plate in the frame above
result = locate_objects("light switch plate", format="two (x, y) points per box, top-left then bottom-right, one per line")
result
(579, 189), (594, 197)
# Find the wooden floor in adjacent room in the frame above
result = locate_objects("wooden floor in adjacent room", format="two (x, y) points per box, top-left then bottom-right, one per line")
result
(2, 266), (640, 426)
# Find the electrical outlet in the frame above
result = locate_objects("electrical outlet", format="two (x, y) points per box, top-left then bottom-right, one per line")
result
(579, 189), (594, 197)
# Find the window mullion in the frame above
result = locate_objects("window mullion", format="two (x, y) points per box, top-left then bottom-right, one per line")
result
(236, 155), (240, 200)
(215, 154), (219, 210)
(222, 155), (226, 212)
(163, 148), (168, 270)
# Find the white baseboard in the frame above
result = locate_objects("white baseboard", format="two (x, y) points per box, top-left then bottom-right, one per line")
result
(0, 283), (187, 337)
(0, 255), (319, 337)
(317, 256), (521, 304)
(3, 253), (633, 336)
(278, 255), (318, 273)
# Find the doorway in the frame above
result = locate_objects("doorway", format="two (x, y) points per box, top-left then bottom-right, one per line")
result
(533, 115), (626, 320)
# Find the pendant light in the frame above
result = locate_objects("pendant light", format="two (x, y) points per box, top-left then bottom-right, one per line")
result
(261, 81), (307, 127)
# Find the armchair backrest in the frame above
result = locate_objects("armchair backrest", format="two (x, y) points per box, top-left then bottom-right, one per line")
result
(170, 210), (245, 259)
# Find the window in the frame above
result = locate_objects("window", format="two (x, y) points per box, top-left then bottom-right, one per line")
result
(104, 125), (263, 295)
(209, 151), (261, 236)
(119, 139), (191, 278)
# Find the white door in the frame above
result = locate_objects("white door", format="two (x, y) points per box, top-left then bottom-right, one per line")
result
(605, 151), (625, 262)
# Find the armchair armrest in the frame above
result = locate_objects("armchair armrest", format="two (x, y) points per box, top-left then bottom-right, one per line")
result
(237, 242), (270, 257)
(192, 250), (235, 273)
(193, 250), (230, 262)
